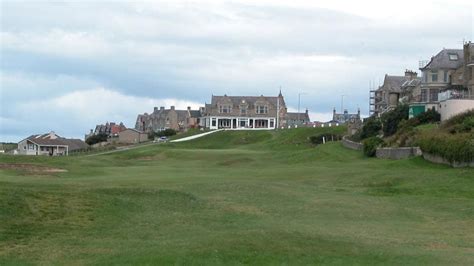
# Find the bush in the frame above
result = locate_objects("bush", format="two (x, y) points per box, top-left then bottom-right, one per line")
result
(417, 132), (474, 163)
(360, 116), (382, 140)
(381, 105), (409, 137)
(363, 137), (384, 157)
(441, 109), (474, 132)
(417, 108), (440, 124)
(309, 133), (342, 145)
(86, 133), (108, 145)
(149, 129), (178, 139)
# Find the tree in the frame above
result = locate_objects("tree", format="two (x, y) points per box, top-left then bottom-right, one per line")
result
(85, 133), (108, 145)
(360, 116), (382, 140)
(381, 105), (409, 137)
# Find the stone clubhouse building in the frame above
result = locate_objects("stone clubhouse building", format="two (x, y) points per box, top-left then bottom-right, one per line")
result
(135, 92), (310, 133)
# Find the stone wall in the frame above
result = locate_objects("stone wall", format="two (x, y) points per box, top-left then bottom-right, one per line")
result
(375, 147), (422, 160)
(341, 136), (363, 151)
(422, 152), (474, 168)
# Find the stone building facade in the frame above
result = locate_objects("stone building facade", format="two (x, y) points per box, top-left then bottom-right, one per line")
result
(371, 70), (420, 116)
(200, 92), (309, 130)
(332, 108), (361, 124)
(419, 48), (465, 105)
(135, 106), (202, 133)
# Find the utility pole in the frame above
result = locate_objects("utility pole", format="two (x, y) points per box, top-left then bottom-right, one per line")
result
(298, 92), (307, 124)
(341, 94), (345, 113)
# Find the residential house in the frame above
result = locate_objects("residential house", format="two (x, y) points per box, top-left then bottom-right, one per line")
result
(435, 42), (474, 120)
(18, 131), (88, 156)
(85, 122), (126, 140)
(287, 110), (311, 127)
(371, 70), (420, 116)
(118, 128), (148, 144)
(135, 106), (201, 133)
(418, 48), (464, 109)
(331, 108), (361, 124)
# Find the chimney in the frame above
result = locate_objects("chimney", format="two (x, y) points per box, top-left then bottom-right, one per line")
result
(405, 69), (418, 80)
(171, 106), (175, 110)
(199, 107), (205, 113)
(154, 107), (158, 112)
(357, 108), (360, 116)
(305, 108), (308, 114)
(333, 107), (336, 115)
(160, 106), (165, 111)
(187, 106), (191, 111)
(344, 109), (348, 114)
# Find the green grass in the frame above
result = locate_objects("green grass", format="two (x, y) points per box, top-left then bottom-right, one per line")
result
(1, 127), (473, 265)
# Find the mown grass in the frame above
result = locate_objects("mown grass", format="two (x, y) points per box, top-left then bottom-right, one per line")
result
(0, 127), (473, 265)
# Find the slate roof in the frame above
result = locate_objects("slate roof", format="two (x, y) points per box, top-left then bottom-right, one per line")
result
(210, 95), (280, 108)
(287, 112), (310, 121)
(420, 49), (464, 70)
(189, 110), (201, 118)
(380, 75), (409, 93)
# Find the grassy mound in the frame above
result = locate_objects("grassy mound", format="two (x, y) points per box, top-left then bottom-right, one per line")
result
(1, 127), (473, 265)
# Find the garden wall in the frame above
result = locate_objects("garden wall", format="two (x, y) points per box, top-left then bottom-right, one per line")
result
(375, 147), (422, 160)
(341, 136), (363, 151)
(422, 152), (474, 168)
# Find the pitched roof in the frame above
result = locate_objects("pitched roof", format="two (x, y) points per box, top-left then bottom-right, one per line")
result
(25, 134), (88, 151)
(211, 95), (281, 108)
(420, 49), (464, 70)
(61, 139), (88, 151)
(287, 112), (310, 121)
(189, 110), (201, 118)
(26, 135), (68, 146)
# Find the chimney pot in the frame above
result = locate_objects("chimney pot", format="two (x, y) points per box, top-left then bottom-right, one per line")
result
(160, 106), (164, 110)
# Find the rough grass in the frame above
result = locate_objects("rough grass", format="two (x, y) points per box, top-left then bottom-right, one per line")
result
(0, 127), (473, 265)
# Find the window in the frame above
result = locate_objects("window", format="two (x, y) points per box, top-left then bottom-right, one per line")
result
(240, 107), (246, 115)
(431, 70), (438, 82)
(256, 105), (268, 114)
(421, 89), (428, 102)
(211, 118), (216, 127)
(429, 89), (439, 102)
(443, 70), (448, 82)
(28, 144), (35, 150)
(448, 54), (458, 61)
(219, 105), (232, 113)
(270, 119), (275, 128)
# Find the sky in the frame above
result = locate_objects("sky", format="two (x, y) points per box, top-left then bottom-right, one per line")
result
(0, 0), (473, 142)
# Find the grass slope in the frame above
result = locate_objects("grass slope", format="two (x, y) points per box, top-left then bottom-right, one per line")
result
(0, 127), (473, 265)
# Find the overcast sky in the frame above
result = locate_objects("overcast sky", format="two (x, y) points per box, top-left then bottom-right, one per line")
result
(1, 0), (473, 141)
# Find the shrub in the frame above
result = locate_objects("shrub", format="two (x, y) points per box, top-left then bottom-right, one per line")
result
(416, 132), (474, 163)
(363, 137), (384, 157)
(381, 105), (409, 137)
(149, 129), (178, 139)
(441, 109), (474, 132)
(417, 108), (440, 124)
(86, 133), (108, 145)
(360, 117), (382, 140)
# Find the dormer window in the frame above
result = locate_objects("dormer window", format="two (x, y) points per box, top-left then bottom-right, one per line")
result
(448, 54), (458, 61)
(256, 105), (268, 114)
(219, 105), (232, 113)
